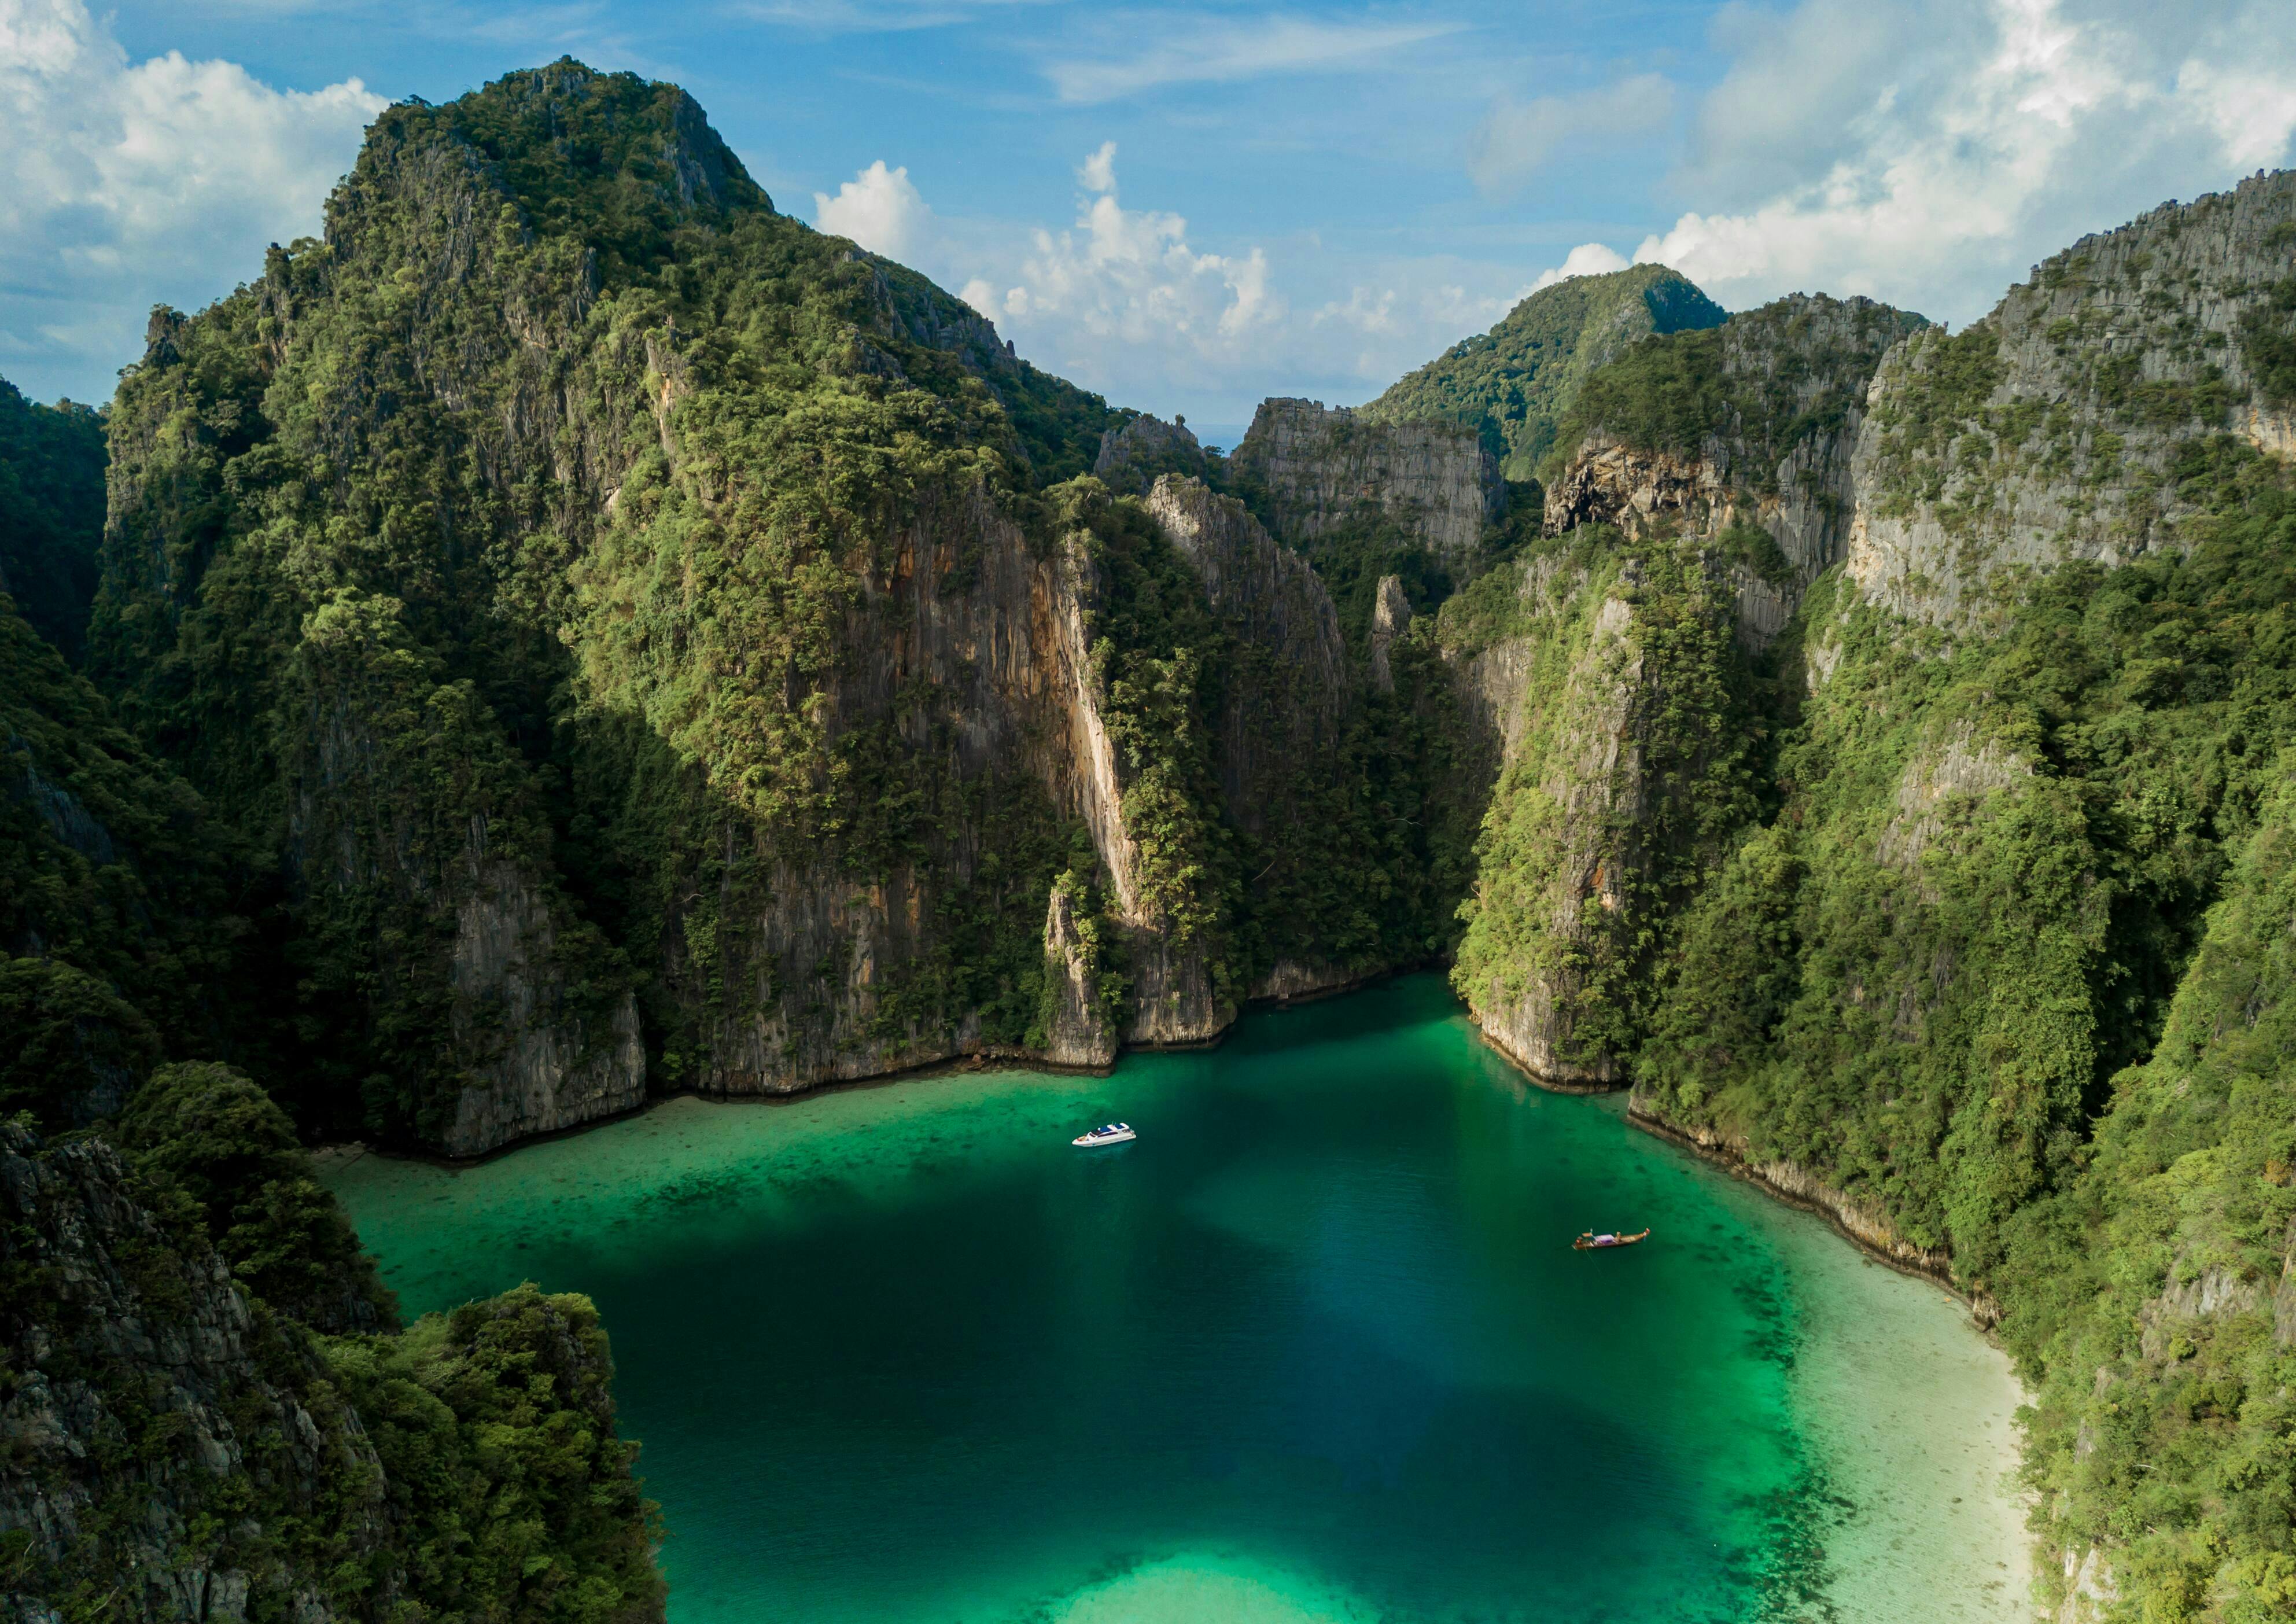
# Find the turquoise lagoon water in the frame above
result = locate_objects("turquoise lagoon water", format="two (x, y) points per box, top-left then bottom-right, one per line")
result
(327, 976), (2028, 1623)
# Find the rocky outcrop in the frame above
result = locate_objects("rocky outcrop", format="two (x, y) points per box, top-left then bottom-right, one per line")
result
(1449, 561), (1648, 1087)
(2053, 1548), (2118, 1624)
(1874, 731), (2032, 878)
(1848, 170), (2296, 625)
(1229, 397), (1503, 564)
(0, 1123), (386, 1624)
(1367, 575), (1411, 693)
(1093, 414), (1208, 492)
(2137, 1262), (2269, 1359)
(1040, 882), (1118, 1066)
(445, 861), (648, 1156)
(1541, 293), (1922, 646)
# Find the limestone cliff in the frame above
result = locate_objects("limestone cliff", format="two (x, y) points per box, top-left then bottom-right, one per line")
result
(1229, 397), (1503, 564)
(1539, 293), (1924, 645)
(1144, 474), (1363, 1005)
(1442, 550), (1687, 1086)
(1847, 168), (2296, 625)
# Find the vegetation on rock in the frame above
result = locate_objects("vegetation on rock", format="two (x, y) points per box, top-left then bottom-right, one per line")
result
(1360, 264), (1726, 478)
(0, 378), (105, 663)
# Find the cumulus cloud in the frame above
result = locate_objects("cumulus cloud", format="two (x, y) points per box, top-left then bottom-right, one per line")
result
(813, 159), (934, 259)
(1528, 244), (1631, 293)
(0, 0), (383, 403)
(1469, 75), (1675, 195)
(1619, 0), (2296, 323)
(991, 142), (1278, 354)
(1044, 13), (1461, 104)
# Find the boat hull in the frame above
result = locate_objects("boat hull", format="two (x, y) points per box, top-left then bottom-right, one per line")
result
(1073, 1130), (1137, 1147)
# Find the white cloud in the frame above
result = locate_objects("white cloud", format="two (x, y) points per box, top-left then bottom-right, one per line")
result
(994, 145), (1279, 350)
(813, 159), (934, 259)
(1044, 14), (1462, 104)
(0, 0), (382, 403)
(2177, 58), (2296, 168)
(1078, 141), (1118, 194)
(1469, 75), (1676, 194)
(1619, 0), (2296, 324)
(1528, 244), (1631, 293)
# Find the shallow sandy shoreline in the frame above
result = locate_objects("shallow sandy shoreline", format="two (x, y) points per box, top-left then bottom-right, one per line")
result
(1621, 1102), (2036, 1621)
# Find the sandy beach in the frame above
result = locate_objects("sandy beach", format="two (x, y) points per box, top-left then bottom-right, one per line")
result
(1667, 1131), (2036, 1622)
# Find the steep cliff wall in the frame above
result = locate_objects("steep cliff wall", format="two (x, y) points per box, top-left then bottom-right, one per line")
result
(1847, 169), (2296, 626)
(1229, 397), (1503, 565)
(1538, 293), (1925, 645)
(1145, 474), (1362, 1003)
(1438, 533), (1757, 1087)
(83, 64), (1170, 1150)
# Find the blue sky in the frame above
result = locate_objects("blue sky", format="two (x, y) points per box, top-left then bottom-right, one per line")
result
(5, 0), (2294, 433)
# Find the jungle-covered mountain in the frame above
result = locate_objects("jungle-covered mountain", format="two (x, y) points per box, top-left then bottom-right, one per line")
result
(1358, 262), (1729, 480)
(5, 48), (2296, 1624)
(82, 58), (1480, 1161)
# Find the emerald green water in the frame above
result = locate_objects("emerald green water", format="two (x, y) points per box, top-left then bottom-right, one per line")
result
(327, 977), (2029, 1623)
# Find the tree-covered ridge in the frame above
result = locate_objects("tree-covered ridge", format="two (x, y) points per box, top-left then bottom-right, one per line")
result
(0, 380), (106, 663)
(1433, 172), (2296, 1619)
(1359, 264), (1726, 479)
(2, 1113), (664, 1624)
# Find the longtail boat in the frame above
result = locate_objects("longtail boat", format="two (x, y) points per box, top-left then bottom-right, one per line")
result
(1572, 1228), (1651, 1251)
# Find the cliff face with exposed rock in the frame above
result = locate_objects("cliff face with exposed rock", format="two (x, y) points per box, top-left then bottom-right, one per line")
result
(1846, 169), (2296, 627)
(1538, 293), (1925, 645)
(83, 67), (1436, 1155)
(1229, 397), (1504, 565)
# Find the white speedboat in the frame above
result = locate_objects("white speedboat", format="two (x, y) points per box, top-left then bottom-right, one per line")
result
(1072, 1122), (1136, 1147)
